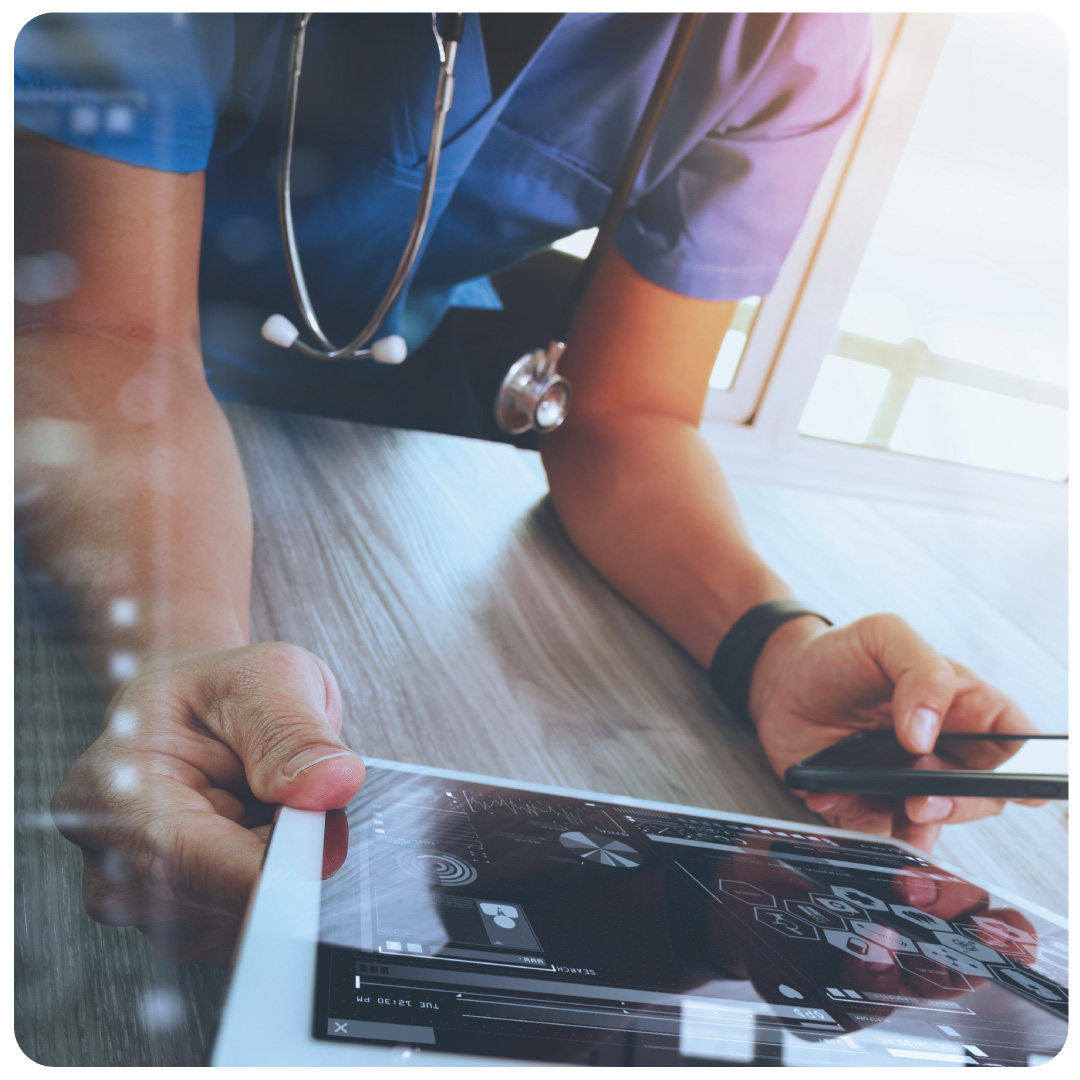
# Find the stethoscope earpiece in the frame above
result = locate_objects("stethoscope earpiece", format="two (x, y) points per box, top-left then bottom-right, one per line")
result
(267, 12), (461, 365)
(261, 314), (300, 349)
(369, 335), (408, 365)
(262, 315), (407, 364)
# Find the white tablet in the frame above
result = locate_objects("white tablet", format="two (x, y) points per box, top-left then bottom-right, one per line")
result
(211, 758), (1067, 1067)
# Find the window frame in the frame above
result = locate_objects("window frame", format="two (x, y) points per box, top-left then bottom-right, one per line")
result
(699, 12), (1067, 521)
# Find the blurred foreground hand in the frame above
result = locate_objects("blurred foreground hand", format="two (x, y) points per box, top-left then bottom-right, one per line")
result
(51, 642), (365, 966)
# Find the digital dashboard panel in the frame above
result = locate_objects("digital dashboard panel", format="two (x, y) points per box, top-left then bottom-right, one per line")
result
(314, 766), (1067, 1066)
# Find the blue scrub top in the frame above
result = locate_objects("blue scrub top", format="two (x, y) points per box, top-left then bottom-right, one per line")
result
(15, 12), (871, 387)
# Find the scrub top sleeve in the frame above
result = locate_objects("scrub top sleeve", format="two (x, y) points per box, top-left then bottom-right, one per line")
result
(14, 13), (281, 174)
(616, 13), (874, 302)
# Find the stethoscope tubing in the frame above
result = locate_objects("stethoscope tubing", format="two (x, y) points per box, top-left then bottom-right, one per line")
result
(279, 13), (461, 360)
(557, 12), (701, 342)
(278, 14), (331, 353)
(272, 12), (700, 386)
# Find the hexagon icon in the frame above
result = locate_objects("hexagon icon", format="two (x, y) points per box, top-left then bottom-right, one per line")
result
(754, 908), (820, 940)
(784, 899), (847, 929)
(898, 952), (973, 991)
(810, 893), (864, 918)
(888, 904), (952, 933)
(970, 915), (1036, 945)
(718, 880), (776, 906)
(830, 886), (887, 912)
(849, 921), (917, 953)
(990, 966), (1066, 1003)
(932, 931), (1003, 964)
(961, 924), (1032, 960)
(822, 928), (894, 965)
(918, 941), (990, 978)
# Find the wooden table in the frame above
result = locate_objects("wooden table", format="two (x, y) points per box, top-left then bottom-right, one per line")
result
(14, 404), (1067, 1066)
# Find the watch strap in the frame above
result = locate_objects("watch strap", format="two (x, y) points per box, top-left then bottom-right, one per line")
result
(708, 599), (833, 726)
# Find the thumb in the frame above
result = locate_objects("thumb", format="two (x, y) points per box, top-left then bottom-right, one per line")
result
(198, 642), (366, 809)
(859, 615), (958, 755)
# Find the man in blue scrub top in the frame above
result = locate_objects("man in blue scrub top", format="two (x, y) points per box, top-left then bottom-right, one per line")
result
(15, 13), (1042, 966)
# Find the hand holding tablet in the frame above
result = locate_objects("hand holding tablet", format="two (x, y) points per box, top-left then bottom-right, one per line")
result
(50, 642), (365, 966)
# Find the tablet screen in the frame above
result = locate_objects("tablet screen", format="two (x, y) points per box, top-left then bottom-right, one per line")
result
(314, 765), (1067, 1066)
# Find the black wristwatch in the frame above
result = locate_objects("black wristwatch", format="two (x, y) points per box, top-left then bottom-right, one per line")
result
(708, 599), (833, 727)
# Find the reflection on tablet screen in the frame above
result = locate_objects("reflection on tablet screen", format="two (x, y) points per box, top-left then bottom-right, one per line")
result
(314, 766), (1067, 1066)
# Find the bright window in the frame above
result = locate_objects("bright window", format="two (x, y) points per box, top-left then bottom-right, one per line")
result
(795, 13), (1067, 480)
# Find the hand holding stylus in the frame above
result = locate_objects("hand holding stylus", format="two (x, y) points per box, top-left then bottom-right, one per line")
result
(747, 613), (1043, 850)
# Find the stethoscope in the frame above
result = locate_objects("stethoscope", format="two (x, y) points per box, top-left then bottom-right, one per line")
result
(261, 12), (700, 435)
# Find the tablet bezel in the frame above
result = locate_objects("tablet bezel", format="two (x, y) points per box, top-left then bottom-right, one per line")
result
(210, 757), (1067, 1067)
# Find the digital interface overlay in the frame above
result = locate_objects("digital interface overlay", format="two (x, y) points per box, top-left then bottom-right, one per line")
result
(314, 766), (1067, 1066)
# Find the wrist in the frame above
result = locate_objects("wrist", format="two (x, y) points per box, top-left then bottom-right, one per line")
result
(708, 600), (831, 728)
(89, 600), (249, 701)
(745, 615), (828, 728)
(692, 571), (794, 668)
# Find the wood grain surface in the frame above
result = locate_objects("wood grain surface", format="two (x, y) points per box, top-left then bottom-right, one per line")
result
(14, 403), (1067, 1066)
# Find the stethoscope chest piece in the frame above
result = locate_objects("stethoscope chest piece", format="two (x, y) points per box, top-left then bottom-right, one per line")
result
(494, 340), (571, 435)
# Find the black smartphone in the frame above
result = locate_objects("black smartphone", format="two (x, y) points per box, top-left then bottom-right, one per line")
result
(785, 731), (1067, 799)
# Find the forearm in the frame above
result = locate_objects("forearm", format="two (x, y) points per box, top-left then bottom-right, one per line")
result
(541, 412), (792, 668)
(15, 327), (253, 699)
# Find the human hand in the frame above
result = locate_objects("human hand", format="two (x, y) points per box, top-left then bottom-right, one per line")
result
(722, 844), (1038, 1022)
(747, 613), (1042, 850)
(50, 642), (365, 966)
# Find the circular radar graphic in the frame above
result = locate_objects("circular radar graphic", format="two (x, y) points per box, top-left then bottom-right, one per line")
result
(396, 849), (478, 887)
(559, 831), (643, 869)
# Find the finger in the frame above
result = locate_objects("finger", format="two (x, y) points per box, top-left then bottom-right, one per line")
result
(105, 694), (253, 795)
(82, 855), (211, 931)
(892, 867), (939, 910)
(201, 787), (247, 823)
(248, 823), (274, 845)
(905, 795), (955, 825)
(313, 655), (344, 735)
(83, 804), (276, 930)
(82, 851), (145, 927)
(54, 749), (246, 854)
(890, 819), (941, 853)
(239, 798), (279, 828)
(141, 808), (268, 914)
(857, 615), (957, 754)
(84, 809), (267, 920)
(820, 792), (898, 837)
(194, 642), (366, 809)
(969, 908), (1040, 964)
(82, 756), (267, 915)
(905, 793), (1008, 826)
(892, 867), (990, 921)
(934, 685), (1042, 768)
(79, 776), (266, 918)
(323, 809), (349, 879)
(804, 791), (841, 815)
